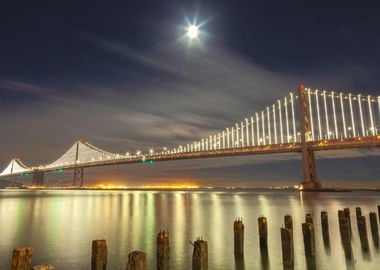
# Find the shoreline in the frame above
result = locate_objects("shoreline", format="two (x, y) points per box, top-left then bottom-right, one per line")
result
(1, 187), (379, 192)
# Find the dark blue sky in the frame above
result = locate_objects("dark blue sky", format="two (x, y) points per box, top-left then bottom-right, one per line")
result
(1, 1), (379, 187)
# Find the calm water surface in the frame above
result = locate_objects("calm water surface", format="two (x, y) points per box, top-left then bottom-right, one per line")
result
(0, 190), (379, 269)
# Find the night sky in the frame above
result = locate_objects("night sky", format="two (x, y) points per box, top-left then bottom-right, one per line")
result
(1, 1), (379, 187)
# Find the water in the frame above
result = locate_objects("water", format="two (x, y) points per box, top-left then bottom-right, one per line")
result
(0, 190), (379, 270)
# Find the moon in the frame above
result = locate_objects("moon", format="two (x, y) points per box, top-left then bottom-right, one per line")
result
(186, 24), (199, 39)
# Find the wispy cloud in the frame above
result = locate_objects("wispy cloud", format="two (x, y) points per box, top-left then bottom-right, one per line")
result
(0, 80), (61, 95)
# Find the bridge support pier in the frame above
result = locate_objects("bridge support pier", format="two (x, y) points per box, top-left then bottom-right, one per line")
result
(299, 148), (321, 190)
(73, 167), (84, 187)
(72, 140), (84, 187)
(298, 85), (322, 191)
(8, 175), (16, 187)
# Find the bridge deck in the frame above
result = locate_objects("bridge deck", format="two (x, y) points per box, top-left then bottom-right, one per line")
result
(2, 135), (378, 176)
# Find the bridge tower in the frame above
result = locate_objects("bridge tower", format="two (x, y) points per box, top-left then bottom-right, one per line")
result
(8, 159), (15, 187)
(298, 85), (322, 190)
(72, 139), (84, 187)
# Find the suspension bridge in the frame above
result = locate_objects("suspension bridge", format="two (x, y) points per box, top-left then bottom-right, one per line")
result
(1, 86), (379, 190)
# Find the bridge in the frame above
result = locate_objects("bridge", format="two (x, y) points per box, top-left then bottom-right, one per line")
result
(1, 86), (379, 190)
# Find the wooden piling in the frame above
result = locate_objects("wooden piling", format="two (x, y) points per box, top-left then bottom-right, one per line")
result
(91, 239), (107, 270)
(157, 230), (170, 270)
(281, 227), (294, 267)
(321, 211), (330, 244)
(32, 265), (54, 270)
(233, 218), (244, 255)
(302, 222), (315, 257)
(339, 217), (352, 259)
(344, 208), (352, 234)
(338, 210), (345, 220)
(284, 215), (293, 231)
(126, 251), (147, 270)
(357, 215), (370, 252)
(355, 208), (360, 219)
(192, 238), (208, 270)
(12, 247), (33, 270)
(338, 210), (350, 236)
(369, 212), (379, 247)
(306, 213), (313, 224)
(258, 217), (268, 250)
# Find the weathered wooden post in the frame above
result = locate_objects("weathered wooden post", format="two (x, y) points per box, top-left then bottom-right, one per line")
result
(281, 227), (294, 267)
(339, 217), (352, 259)
(338, 210), (347, 235)
(192, 238), (208, 270)
(32, 265), (54, 270)
(126, 251), (147, 270)
(306, 213), (313, 224)
(284, 215), (293, 231)
(357, 215), (370, 252)
(233, 218), (244, 255)
(92, 239), (107, 270)
(321, 211), (330, 244)
(369, 212), (379, 247)
(356, 207), (362, 218)
(378, 205), (380, 222)
(12, 247), (33, 270)
(338, 210), (345, 220)
(157, 230), (170, 270)
(302, 222), (315, 257)
(258, 217), (268, 250)
(344, 208), (352, 234)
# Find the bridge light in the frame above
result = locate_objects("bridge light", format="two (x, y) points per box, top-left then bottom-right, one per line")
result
(136, 151), (141, 156)
(149, 149), (154, 154)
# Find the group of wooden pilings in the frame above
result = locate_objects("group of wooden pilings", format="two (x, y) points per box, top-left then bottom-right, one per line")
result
(337, 206), (380, 259)
(10, 229), (204, 270)
(235, 205), (380, 268)
(91, 230), (171, 270)
(282, 205), (380, 267)
(10, 205), (380, 269)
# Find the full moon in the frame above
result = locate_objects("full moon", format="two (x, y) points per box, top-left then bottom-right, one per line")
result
(186, 24), (199, 39)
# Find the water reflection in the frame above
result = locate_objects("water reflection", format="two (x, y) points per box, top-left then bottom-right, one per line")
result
(260, 248), (270, 270)
(305, 257), (316, 270)
(234, 254), (245, 270)
(0, 190), (379, 269)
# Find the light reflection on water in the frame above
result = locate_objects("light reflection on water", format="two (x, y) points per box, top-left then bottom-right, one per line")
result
(0, 190), (379, 269)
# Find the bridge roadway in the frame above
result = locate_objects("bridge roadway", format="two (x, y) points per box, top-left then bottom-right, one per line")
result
(15, 135), (379, 175)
